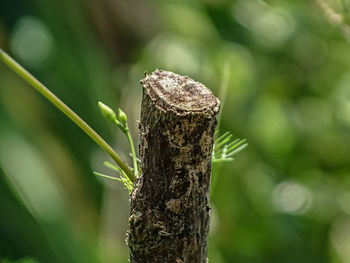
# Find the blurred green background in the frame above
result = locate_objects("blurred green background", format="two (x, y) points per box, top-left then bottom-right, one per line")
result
(1, 0), (350, 262)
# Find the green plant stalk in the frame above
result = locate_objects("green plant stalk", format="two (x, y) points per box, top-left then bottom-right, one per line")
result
(110, 116), (138, 178)
(0, 48), (136, 183)
(126, 128), (139, 178)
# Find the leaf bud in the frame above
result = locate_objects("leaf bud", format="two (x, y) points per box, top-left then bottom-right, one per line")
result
(118, 108), (127, 126)
(98, 102), (117, 123)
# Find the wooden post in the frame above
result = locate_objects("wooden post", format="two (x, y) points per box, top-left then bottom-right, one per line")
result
(127, 70), (220, 263)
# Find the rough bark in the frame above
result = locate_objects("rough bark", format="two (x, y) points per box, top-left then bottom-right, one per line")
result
(127, 70), (220, 263)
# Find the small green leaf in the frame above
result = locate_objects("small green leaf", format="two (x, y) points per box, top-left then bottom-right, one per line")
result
(93, 171), (122, 182)
(212, 130), (247, 163)
(94, 162), (134, 193)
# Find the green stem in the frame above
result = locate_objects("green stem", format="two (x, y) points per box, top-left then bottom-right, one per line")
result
(126, 128), (139, 178)
(0, 48), (136, 183)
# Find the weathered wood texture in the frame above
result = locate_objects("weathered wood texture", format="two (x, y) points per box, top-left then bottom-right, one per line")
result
(127, 70), (220, 263)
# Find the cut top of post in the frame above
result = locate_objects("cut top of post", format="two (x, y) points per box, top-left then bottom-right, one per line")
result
(141, 70), (220, 115)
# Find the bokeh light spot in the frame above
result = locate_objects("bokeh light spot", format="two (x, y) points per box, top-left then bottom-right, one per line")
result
(334, 73), (350, 127)
(10, 16), (54, 69)
(234, 1), (295, 48)
(338, 192), (350, 216)
(331, 217), (350, 263)
(272, 181), (312, 215)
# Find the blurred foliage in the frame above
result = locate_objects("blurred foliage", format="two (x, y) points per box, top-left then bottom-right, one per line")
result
(1, 0), (350, 262)
(2, 258), (38, 263)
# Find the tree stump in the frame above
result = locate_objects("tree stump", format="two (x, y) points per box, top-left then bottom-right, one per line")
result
(127, 70), (220, 263)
